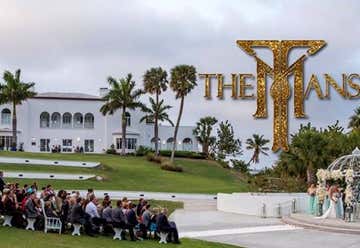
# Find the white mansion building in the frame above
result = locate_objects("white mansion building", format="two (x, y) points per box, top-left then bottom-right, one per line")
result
(0, 88), (198, 153)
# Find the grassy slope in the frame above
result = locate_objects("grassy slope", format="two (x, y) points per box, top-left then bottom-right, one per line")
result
(0, 227), (239, 248)
(0, 151), (250, 194)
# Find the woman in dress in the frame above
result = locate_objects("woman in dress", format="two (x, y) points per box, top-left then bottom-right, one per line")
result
(316, 185), (338, 219)
(307, 184), (317, 215)
(324, 184), (331, 212)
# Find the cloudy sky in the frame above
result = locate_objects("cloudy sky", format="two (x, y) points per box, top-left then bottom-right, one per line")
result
(0, 0), (359, 167)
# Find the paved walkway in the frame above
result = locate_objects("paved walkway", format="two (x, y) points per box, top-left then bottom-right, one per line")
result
(170, 202), (360, 248)
(71, 190), (217, 201)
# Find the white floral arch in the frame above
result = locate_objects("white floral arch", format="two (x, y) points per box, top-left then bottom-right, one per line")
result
(316, 147), (360, 220)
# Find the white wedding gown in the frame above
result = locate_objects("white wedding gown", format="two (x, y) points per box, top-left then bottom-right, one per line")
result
(316, 200), (337, 219)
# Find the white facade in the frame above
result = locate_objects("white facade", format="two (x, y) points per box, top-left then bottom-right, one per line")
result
(0, 91), (198, 153)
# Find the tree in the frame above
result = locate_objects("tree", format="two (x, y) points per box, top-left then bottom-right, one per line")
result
(140, 97), (174, 140)
(287, 123), (329, 184)
(100, 74), (144, 155)
(348, 106), (360, 130)
(0, 69), (36, 150)
(143, 67), (168, 155)
(245, 134), (270, 164)
(215, 120), (242, 159)
(231, 159), (250, 173)
(169, 65), (197, 163)
(193, 116), (218, 157)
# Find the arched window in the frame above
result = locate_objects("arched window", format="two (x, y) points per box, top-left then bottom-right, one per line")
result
(166, 137), (174, 150)
(73, 113), (83, 128)
(62, 112), (72, 128)
(125, 112), (131, 126)
(40, 112), (50, 128)
(84, 113), (94, 128)
(182, 138), (193, 151)
(151, 137), (160, 150)
(1, 108), (11, 125)
(51, 112), (61, 128)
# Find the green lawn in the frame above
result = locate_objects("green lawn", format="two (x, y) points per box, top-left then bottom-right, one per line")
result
(0, 151), (250, 193)
(0, 227), (239, 248)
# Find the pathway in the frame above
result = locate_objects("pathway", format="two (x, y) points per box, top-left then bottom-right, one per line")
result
(170, 200), (360, 248)
(71, 190), (217, 201)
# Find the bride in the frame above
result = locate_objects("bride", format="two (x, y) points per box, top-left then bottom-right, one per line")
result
(316, 185), (338, 219)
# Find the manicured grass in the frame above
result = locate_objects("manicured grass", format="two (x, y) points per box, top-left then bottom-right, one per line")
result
(0, 151), (250, 194)
(127, 200), (183, 216)
(0, 227), (239, 248)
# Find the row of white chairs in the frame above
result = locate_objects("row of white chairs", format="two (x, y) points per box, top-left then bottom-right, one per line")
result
(2, 212), (169, 244)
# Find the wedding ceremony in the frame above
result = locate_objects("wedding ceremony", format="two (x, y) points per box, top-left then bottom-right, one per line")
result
(0, 0), (360, 247)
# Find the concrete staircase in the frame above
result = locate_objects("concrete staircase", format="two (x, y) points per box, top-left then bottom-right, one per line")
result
(282, 213), (360, 235)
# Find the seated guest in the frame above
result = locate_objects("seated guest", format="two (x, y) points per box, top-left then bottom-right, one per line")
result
(126, 202), (147, 240)
(156, 208), (180, 244)
(112, 200), (127, 235)
(61, 194), (71, 233)
(71, 197), (94, 236)
(124, 202), (137, 241)
(44, 201), (58, 217)
(25, 191), (42, 229)
(142, 204), (152, 230)
(102, 201), (113, 223)
(3, 188), (24, 227)
(85, 194), (106, 228)
(86, 189), (94, 200)
(2, 189), (17, 215)
(136, 198), (145, 216)
(31, 182), (38, 192)
(101, 201), (113, 234)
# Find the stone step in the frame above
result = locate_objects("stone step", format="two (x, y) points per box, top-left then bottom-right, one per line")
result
(282, 216), (360, 235)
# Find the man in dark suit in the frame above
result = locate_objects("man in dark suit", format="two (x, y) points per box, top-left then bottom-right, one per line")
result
(156, 208), (180, 244)
(70, 197), (94, 236)
(126, 202), (139, 241)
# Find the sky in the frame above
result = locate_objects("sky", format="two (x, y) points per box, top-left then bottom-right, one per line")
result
(0, 0), (359, 168)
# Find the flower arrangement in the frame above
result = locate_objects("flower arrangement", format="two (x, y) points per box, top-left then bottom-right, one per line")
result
(344, 185), (354, 206)
(316, 169), (331, 182)
(345, 169), (354, 184)
(330, 169), (343, 180)
(316, 184), (327, 202)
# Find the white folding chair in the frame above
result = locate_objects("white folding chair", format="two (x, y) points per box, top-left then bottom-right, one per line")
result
(113, 227), (123, 240)
(72, 223), (82, 236)
(26, 218), (36, 230)
(159, 232), (169, 244)
(3, 215), (13, 227)
(40, 199), (62, 234)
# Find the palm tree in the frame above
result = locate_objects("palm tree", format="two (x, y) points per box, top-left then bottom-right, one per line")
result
(100, 73), (144, 155)
(143, 67), (168, 155)
(246, 134), (270, 164)
(140, 97), (174, 147)
(348, 106), (360, 130)
(169, 65), (197, 163)
(193, 116), (218, 157)
(0, 69), (36, 150)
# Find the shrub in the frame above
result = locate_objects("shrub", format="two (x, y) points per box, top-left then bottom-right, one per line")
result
(106, 144), (117, 155)
(146, 152), (163, 164)
(160, 159), (183, 172)
(217, 159), (230, 169)
(158, 150), (206, 159)
(231, 159), (250, 173)
(146, 152), (155, 161)
(136, 146), (153, 156)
